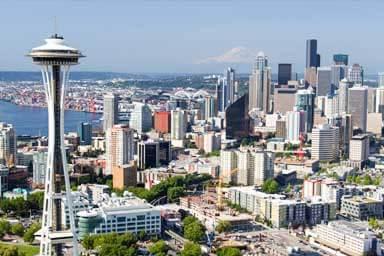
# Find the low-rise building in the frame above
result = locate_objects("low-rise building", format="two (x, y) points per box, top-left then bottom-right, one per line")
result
(341, 195), (383, 220)
(314, 221), (382, 256)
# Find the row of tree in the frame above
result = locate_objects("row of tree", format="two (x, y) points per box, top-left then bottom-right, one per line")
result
(0, 192), (44, 217)
(127, 173), (212, 203)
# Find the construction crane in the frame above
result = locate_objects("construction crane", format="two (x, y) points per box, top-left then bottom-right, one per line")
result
(216, 168), (238, 211)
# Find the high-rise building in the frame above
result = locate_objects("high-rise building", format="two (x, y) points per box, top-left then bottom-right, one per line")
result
(324, 92), (339, 118)
(331, 64), (347, 88)
(295, 89), (315, 131)
(154, 111), (171, 133)
(223, 67), (236, 109)
(317, 67), (332, 96)
(333, 54), (349, 66)
(106, 124), (134, 175)
(103, 93), (119, 132)
(249, 52), (271, 113)
(28, 34), (83, 255)
(0, 123), (16, 166)
(129, 103), (152, 134)
(286, 108), (306, 143)
(312, 124), (340, 162)
(348, 64), (363, 84)
(158, 140), (171, 165)
(275, 118), (287, 139)
(338, 78), (353, 114)
(204, 95), (216, 119)
(273, 88), (297, 114)
(220, 149), (237, 184)
(225, 94), (249, 140)
(306, 39), (320, 68)
(113, 160), (137, 189)
(216, 79), (223, 112)
(171, 109), (187, 140)
(349, 134), (370, 169)
(78, 122), (92, 145)
(376, 74), (384, 119)
(348, 86), (368, 132)
(278, 64), (292, 85)
(137, 140), (160, 170)
(249, 151), (274, 186)
(32, 151), (48, 186)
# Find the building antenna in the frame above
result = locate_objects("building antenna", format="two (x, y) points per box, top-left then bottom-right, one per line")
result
(53, 16), (58, 37)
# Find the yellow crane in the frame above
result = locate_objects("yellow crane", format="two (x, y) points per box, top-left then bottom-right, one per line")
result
(216, 168), (238, 211)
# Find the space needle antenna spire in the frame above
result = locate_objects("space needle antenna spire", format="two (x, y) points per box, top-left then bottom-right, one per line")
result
(27, 34), (85, 256)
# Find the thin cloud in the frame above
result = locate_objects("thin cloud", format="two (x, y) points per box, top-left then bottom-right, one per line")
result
(196, 46), (256, 64)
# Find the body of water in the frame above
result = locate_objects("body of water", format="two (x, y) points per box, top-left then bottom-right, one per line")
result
(0, 101), (101, 136)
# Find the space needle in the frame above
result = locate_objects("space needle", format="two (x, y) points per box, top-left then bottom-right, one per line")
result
(28, 35), (84, 256)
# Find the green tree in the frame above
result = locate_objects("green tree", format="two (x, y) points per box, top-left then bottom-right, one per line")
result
(369, 217), (380, 230)
(0, 220), (11, 237)
(285, 183), (292, 193)
(262, 179), (279, 194)
(180, 242), (202, 256)
(215, 220), (231, 233)
(99, 245), (136, 256)
(184, 221), (204, 243)
(81, 234), (95, 250)
(149, 240), (168, 255)
(137, 230), (146, 241)
(23, 222), (41, 243)
(217, 247), (241, 256)
(11, 223), (24, 236)
(167, 187), (185, 202)
(183, 216), (199, 227)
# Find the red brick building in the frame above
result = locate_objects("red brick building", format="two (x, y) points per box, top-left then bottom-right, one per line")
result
(154, 111), (171, 133)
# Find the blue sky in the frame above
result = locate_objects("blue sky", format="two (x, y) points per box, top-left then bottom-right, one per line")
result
(0, 0), (383, 73)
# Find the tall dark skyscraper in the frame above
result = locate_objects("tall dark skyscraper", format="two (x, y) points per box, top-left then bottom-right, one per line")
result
(333, 54), (349, 65)
(226, 94), (249, 139)
(278, 64), (292, 85)
(306, 39), (320, 68)
(78, 122), (92, 145)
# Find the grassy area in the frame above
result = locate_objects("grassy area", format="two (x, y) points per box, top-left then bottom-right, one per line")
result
(0, 242), (39, 256)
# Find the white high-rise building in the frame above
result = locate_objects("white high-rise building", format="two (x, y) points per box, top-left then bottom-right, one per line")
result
(249, 52), (271, 114)
(106, 124), (134, 175)
(236, 150), (249, 185)
(103, 93), (119, 132)
(338, 78), (352, 114)
(349, 134), (370, 168)
(348, 64), (363, 84)
(0, 123), (16, 166)
(312, 124), (339, 162)
(129, 102), (152, 134)
(348, 86), (368, 132)
(220, 149), (237, 184)
(324, 92), (339, 118)
(171, 109), (187, 140)
(204, 95), (216, 120)
(249, 151), (274, 186)
(286, 108), (306, 143)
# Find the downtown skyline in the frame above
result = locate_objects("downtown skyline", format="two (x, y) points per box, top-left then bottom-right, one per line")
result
(0, 0), (384, 74)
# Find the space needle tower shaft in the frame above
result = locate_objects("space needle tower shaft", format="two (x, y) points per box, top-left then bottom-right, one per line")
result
(28, 34), (85, 256)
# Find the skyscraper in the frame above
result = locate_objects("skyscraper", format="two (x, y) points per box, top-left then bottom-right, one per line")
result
(204, 95), (216, 119)
(306, 39), (320, 68)
(106, 124), (134, 175)
(250, 150), (274, 186)
(28, 34), (84, 256)
(317, 67), (332, 96)
(278, 63), (292, 85)
(103, 93), (119, 132)
(348, 86), (368, 132)
(376, 72), (384, 119)
(312, 124), (340, 162)
(338, 78), (353, 114)
(129, 102), (152, 134)
(295, 89), (315, 131)
(171, 109), (187, 140)
(137, 140), (160, 170)
(78, 122), (92, 145)
(154, 111), (171, 133)
(331, 64), (347, 88)
(286, 108), (306, 143)
(249, 52), (271, 113)
(333, 54), (349, 66)
(225, 94), (249, 139)
(224, 67), (236, 108)
(348, 64), (363, 84)
(0, 123), (16, 166)
(216, 79), (223, 112)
